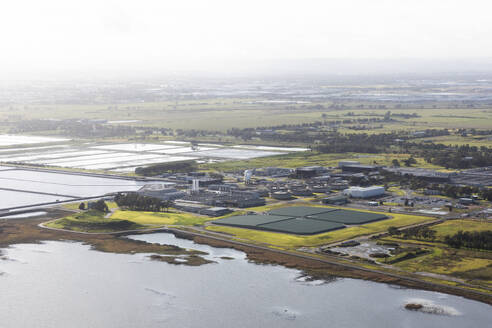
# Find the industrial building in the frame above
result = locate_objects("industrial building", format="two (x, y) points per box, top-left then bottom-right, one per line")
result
(343, 186), (385, 198)
(383, 167), (451, 182)
(322, 194), (348, 205)
(173, 200), (233, 216)
(165, 172), (223, 186)
(295, 166), (328, 178)
(254, 167), (293, 177)
(341, 164), (380, 173)
(181, 189), (266, 208)
(338, 161), (361, 168)
(137, 184), (186, 200)
(271, 191), (293, 200)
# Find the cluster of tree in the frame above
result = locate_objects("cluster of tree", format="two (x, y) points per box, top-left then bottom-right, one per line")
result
(315, 132), (403, 153)
(408, 129), (451, 138)
(175, 129), (222, 138)
(346, 124), (384, 131)
(91, 199), (109, 212)
(390, 113), (420, 118)
(11, 119), (138, 138)
(419, 144), (492, 169)
(457, 128), (492, 136)
(389, 225), (436, 241)
(135, 160), (197, 176)
(402, 157), (417, 167)
(114, 193), (173, 212)
(227, 121), (489, 170)
(382, 171), (492, 200)
(444, 230), (492, 251)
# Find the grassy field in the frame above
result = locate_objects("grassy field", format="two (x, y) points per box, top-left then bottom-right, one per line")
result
(62, 201), (119, 211)
(46, 209), (208, 232)
(376, 219), (492, 286)
(111, 210), (209, 226)
(416, 135), (492, 148)
(4, 99), (492, 133)
(430, 219), (492, 240)
(46, 210), (145, 232)
(206, 211), (435, 248)
(201, 151), (449, 172)
(393, 247), (492, 286)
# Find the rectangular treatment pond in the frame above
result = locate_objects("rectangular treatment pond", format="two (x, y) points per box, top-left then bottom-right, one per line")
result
(308, 209), (387, 225)
(213, 214), (347, 235)
(0, 170), (152, 199)
(0, 190), (74, 209)
(213, 214), (293, 228)
(258, 218), (345, 235)
(267, 206), (337, 217)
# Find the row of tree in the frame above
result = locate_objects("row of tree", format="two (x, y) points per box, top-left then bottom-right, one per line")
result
(135, 160), (196, 176)
(444, 231), (492, 251)
(388, 226), (437, 241)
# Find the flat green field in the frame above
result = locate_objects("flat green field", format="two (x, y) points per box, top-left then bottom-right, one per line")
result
(111, 210), (211, 226)
(201, 151), (449, 172)
(4, 100), (491, 132)
(431, 219), (492, 240)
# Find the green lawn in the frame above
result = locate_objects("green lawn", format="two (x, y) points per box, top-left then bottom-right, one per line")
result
(46, 210), (144, 232)
(46, 209), (209, 232)
(111, 210), (209, 226)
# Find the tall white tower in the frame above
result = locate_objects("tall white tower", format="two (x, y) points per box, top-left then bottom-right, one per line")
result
(244, 170), (253, 184)
(191, 179), (200, 193)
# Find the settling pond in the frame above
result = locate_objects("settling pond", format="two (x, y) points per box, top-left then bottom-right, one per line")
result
(0, 232), (490, 328)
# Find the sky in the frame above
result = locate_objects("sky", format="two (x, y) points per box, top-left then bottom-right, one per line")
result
(0, 0), (491, 77)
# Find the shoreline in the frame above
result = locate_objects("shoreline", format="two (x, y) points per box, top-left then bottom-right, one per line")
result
(167, 228), (492, 306)
(1, 211), (491, 306)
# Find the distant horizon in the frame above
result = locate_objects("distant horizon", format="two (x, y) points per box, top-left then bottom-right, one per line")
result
(3, 57), (492, 81)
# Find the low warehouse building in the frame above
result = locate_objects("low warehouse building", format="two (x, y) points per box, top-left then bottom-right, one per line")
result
(138, 184), (185, 200)
(322, 194), (348, 205)
(343, 186), (385, 198)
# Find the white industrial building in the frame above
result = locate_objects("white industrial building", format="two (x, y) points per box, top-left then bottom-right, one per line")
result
(343, 186), (385, 198)
(138, 183), (185, 200)
(338, 161), (360, 168)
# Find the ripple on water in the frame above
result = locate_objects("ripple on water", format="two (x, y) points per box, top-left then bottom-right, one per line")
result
(271, 306), (300, 321)
(404, 298), (462, 316)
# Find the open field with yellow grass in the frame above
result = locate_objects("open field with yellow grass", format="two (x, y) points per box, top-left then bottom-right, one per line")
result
(431, 219), (492, 240)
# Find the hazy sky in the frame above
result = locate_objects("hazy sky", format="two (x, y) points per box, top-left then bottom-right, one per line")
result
(0, 0), (491, 76)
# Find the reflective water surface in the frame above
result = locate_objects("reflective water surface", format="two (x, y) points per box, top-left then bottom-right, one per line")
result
(0, 232), (490, 328)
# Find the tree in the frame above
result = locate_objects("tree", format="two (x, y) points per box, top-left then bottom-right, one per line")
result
(392, 159), (400, 167)
(93, 199), (109, 213)
(388, 226), (400, 235)
(162, 200), (174, 212)
(78, 202), (86, 210)
(403, 157), (417, 167)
